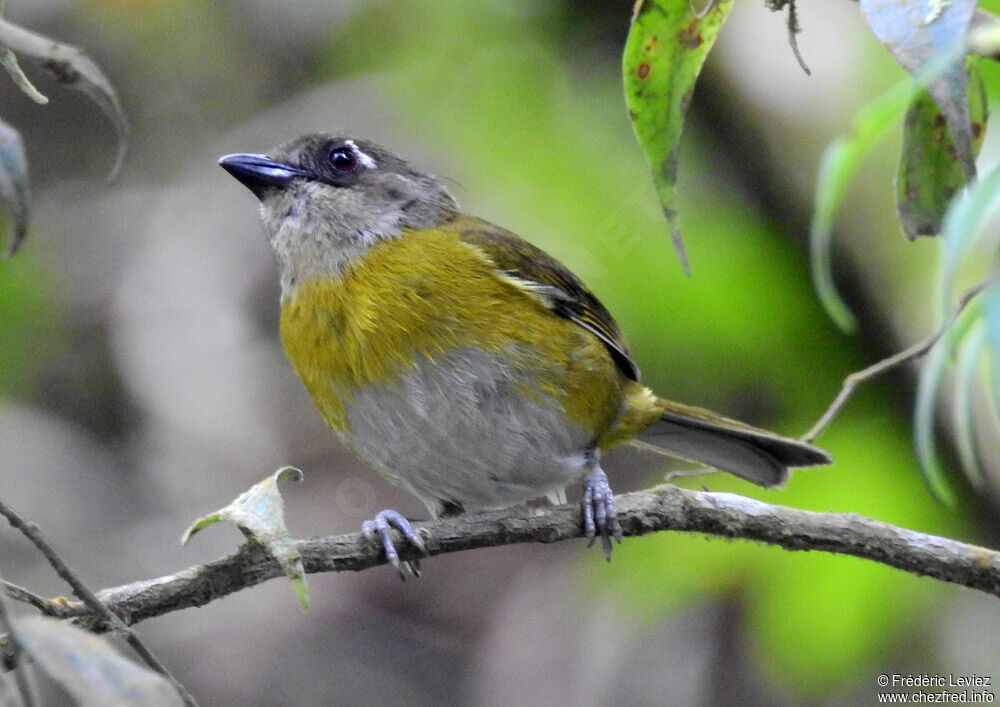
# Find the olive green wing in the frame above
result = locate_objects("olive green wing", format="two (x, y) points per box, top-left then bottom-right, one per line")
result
(446, 213), (640, 381)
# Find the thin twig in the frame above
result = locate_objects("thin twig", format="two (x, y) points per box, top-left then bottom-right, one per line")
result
(0, 581), (73, 619)
(0, 576), (35, 707)
(0, 498), (198, 706)
(2, 484), (996, 657)
(802, 279), (990, 443)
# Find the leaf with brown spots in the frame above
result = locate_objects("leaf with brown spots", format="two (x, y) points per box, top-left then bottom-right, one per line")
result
(897, 58), (988, 240)
(623, 0), (734, 275)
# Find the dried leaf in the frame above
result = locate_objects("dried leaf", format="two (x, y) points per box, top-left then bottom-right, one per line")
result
(183, 467), (308, 611)
(623, 0), (734, 274)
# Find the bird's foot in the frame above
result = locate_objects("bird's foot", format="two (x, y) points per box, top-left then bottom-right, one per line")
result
(361, 509), (429, 580)
(582, 467), (623, 561)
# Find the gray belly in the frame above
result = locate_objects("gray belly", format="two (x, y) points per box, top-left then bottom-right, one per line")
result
(342, 346), (593, 515)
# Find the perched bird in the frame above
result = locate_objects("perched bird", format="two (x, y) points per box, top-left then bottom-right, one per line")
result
(219, 135), (830, 575)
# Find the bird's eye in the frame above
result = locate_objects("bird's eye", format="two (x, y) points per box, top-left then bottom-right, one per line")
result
(329, 147), (359, 173)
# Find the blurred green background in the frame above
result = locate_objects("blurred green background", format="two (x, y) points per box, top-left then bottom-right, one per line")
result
(1, 0), (998, 704)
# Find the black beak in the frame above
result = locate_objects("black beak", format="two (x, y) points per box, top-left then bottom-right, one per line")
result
(219, 153), (310, 198)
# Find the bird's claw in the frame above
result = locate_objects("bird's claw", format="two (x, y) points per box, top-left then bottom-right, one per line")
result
(361, 509), (429, 580)
(582, 467), (622, 561)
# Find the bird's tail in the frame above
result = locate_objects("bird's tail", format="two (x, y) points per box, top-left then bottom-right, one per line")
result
(631, 399), (832, 488)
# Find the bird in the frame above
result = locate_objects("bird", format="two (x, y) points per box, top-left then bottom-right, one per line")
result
(219, 134), (831, 576)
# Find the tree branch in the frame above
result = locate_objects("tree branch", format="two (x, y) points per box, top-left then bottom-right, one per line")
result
(0, 499), (197, 706)
(4, 484), (996, 649)
(0, 575), (36, 707)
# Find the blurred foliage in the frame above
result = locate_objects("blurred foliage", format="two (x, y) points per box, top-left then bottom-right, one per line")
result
(0, 3), (127, 255)
(917, 155), (1000, 499)
(808, 48), (979, 335)
(315, 0), (972, 697)
(16, 616), (183, 707)
(916, 292), (987, 499)
(65, 0), (289, 176)
(0, 246), (53, 396)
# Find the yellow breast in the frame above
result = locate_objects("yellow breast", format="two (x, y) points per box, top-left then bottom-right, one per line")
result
(278, 228), (625, 439)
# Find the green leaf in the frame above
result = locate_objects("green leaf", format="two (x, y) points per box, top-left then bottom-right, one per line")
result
(983, 281), (1000, 465)
(913, 347), (953, 505)
(15, 616), (183, 707)
(913, 292), (983, 505)
(896, 59), (987, 240)
(810, 80), (916, 332)
(623, 0), (734, 275)
(939, 161), (1000, 313)
(953, 320), (987, 488)
(183, 466), (308, 611)
(0, 117), (27, 258)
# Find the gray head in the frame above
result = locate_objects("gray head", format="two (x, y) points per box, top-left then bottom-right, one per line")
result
(219, 134), (459, 294)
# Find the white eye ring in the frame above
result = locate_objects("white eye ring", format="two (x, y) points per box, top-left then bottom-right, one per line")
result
(344, 139), (377, 169)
